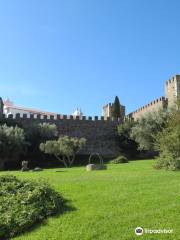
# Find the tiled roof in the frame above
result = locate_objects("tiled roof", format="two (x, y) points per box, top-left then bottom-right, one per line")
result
(3, 101), (58, 116)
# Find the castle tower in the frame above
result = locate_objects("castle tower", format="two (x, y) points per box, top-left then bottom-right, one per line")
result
(102, 103), (112, 119)
(0, 97), (4, 118)
(102, 102), (125, 119)
(165, 75), (180, 106)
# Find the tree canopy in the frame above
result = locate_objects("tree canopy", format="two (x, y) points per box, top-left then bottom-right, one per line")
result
(40, 136), (86, 167)
(130, 109), (169, 151)
(155, 99), (180, 170)
(0, 124), (26, 168)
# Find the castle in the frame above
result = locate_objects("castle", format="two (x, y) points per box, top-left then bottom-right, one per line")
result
(0, 74), (179, 157)
(103, 75), (180, 121)
(2, 74), (180, 122)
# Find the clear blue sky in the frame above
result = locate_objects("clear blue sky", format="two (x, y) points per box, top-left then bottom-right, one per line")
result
(0, 0), (180, 116)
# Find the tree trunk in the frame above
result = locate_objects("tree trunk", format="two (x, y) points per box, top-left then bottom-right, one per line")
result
(69, 155), (75, 167)
(62, 156), (68, 168)
(55, 155), (68, 168)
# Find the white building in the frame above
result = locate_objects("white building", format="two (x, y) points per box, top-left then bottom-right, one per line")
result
(3, 99), (58, 118)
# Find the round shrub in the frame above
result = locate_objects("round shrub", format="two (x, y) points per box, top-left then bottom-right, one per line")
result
(0, 175), (63, 239)
(110, 155), (128, 164)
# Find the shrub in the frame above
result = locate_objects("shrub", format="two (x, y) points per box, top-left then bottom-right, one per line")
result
(110, 155), (128, 164)
(0, 175), (63, 239)
(24, 123), (58, 154)
(117, 121), (139, 158)
(0, 124), (26, 169)
(155, 99), (180, 170)
(131, 109), (169, 151)
(154, 153), (180, 171)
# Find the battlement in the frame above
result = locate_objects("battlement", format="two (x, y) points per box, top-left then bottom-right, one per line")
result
(102, 103), (112, 109)
(0, 112), (121, 157)
(131, 96), (167, 115)
(165, 74), (180, 106)
(1, 113), (120, 122)
(128, 96), (168, 121)
(166, 75), (180, 85)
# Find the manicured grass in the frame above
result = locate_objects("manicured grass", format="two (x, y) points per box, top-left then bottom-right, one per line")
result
(1, 160), (180, 240)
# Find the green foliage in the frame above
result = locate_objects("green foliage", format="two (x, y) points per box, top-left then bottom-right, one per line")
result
(0, 175), (63, 239)
(110, 155), (128, 164)
(131, 109), (169, 151)
(24, 123), (58, 153)
(155, 100), (180, 170)
(155, 153), (180, 171)
(0, 124), (26, 168)
(38, 123), (58, 139)
(40, 136), (86, 167)
(1, 160), (179, 240)
(112, 96), (121, 120)
(117, 121), (139, 157)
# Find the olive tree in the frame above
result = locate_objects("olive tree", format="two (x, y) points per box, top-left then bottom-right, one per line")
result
(40, 136), (86, 167)
(0, 124), (26, 169)
(24, 122), (58, 153)
(155, 100), (180, 170)
(130, 109), (169, 151)
(117, 121), (139, 157)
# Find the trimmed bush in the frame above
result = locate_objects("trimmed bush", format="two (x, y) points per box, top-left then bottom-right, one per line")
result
(110, 155), (128, 164)
(0, 175), (63, 239)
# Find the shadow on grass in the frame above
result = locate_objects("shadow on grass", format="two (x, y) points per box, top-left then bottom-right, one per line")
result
(56, 198), (77, 216)
(4, 198), (76, 240)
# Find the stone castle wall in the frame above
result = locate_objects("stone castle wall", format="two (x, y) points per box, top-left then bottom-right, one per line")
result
(165, 75), (180, 106)
(0, 113), (121, 157)
(128, 75), (180, 121)
(128, 97), (168, 121)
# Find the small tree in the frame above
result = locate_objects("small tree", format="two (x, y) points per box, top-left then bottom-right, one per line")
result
(112, 96), (121, 120)
(130, 109), (169, 151)
(40, 136), (86, 168)
(155, 99), (180, 170)
(38, 123), (58, 139)
(24, 123), (58, 154)
(117, 121), (139, 157)
(0, 124), (26, 169)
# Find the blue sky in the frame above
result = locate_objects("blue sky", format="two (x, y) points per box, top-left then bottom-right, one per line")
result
(0, 0), (180, 116)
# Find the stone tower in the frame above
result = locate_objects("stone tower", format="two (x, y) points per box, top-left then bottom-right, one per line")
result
(102, 102), (125, 119)
(0, 97), (4, 118)
(165, 75), (180, 106)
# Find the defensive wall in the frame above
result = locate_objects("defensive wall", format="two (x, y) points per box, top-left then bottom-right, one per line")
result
(0, 113), (121, 157)
(128, 96), (168, 121)
(127, 75), (180, 121)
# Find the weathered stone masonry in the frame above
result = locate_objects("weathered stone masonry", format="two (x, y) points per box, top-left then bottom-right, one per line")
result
(127, 75), (180, 121)
(0, 113), (121, 157)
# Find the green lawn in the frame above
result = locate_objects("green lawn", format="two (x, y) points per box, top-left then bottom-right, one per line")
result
(1, 160), (180, 240)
